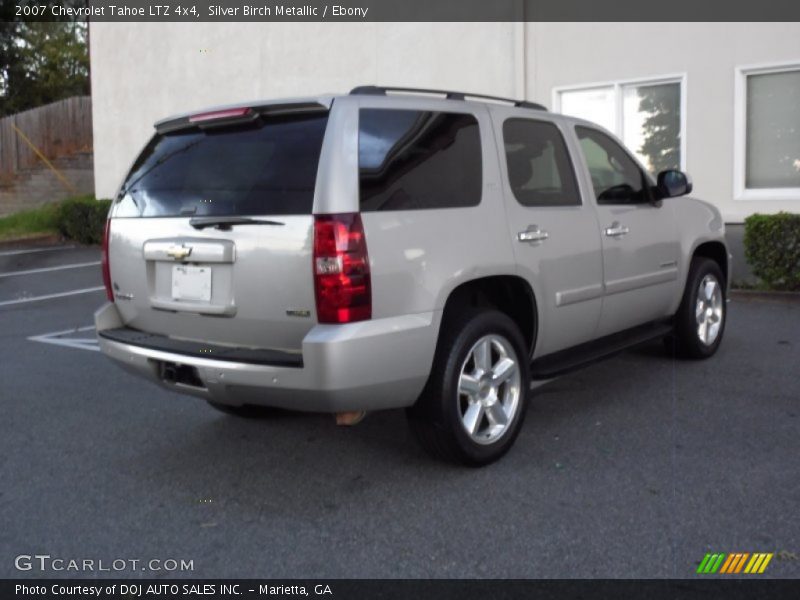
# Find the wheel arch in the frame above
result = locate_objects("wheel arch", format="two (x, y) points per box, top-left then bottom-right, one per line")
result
(692, 240), (729, 285)
(438, 275), (539, 359)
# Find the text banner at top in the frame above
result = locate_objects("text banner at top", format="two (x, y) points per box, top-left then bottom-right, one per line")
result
(13, 0), (800, 22)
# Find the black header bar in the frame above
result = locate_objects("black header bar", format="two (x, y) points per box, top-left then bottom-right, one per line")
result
(11, 0), (800, 22)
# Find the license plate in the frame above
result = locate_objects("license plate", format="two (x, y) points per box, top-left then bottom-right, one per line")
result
(172, 265), (212, 302)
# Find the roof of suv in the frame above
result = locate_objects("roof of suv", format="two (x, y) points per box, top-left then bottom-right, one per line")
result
(154, 85), (551, 132)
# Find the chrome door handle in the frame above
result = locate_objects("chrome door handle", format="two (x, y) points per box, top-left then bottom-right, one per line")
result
(604, 222), (630, 238)
(518, 226), (549, 244)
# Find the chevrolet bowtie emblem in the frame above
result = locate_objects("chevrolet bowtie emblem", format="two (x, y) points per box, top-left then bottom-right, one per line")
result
(166, 245), (192, 260)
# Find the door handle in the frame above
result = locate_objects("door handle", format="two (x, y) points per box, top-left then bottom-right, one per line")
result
(604, 222), (630, 238)
(518, 225), (549, 244)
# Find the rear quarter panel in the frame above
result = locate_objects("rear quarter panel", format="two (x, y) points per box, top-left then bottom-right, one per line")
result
(318, 96), (518, 320)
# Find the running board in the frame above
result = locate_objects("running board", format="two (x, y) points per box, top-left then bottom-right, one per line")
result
(530, 321), (674, 380)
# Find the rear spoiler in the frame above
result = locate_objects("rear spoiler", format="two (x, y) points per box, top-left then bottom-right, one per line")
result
(155, 101), (329, 134)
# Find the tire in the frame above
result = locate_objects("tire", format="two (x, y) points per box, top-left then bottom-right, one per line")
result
(206, 401), (285, 418)
(407, 308), (530, 466)
(669, 257), (727, 359)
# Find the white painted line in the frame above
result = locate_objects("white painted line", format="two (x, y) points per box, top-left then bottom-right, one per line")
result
(0, 245), (75, 257)
(0, 286), (104, 307)
(31, 324), (95, 337)
(29, 325), (100, 352)
(0, 261), (100, 278)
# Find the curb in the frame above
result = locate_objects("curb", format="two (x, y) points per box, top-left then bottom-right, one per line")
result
(730, 289), (800, 303)
(0, 233), (65, 250)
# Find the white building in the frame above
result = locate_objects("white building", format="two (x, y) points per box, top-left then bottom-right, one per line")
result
(90, 22), (800, 278)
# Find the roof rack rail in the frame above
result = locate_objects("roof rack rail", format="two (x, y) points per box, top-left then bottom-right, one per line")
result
(349, 85), (547, 111)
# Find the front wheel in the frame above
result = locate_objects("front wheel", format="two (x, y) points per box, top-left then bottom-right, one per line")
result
(669, 257), (727, 359)
(407, 308), (530, 466)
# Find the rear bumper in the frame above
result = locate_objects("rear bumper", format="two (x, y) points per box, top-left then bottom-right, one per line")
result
(94, 303), (439, 412)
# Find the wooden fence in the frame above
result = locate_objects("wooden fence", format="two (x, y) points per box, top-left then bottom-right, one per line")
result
(0, 96), (92, 177)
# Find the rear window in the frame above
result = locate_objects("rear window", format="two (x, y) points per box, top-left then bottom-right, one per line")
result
(358, 109), (482, 211)
(114, 111), (328, 217)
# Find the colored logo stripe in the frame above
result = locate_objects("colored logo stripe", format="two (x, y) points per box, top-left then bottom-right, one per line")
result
(720, 553), (749, 573)
(697, 553), (726, 573)
(698, 552), (774, 574)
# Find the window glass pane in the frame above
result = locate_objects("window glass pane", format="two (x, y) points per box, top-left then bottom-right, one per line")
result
(502, 119), (580, 207)
(746, 70), (800, 189)
(622, 82), (681, 174)
(115, 112), (328, 218)
(576, 126), (650, 205)
(358, 109), (482, 211)
(559, 87), (615, 133)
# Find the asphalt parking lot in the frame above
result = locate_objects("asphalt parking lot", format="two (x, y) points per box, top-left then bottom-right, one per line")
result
(1, 244), (799, 579)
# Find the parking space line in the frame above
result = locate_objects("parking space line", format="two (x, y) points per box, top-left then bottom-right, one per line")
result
(0, 261), (100, 278)
(0, 286), (105, 307)
(0, 245), (75, 257)
(28, 325), (99, 352)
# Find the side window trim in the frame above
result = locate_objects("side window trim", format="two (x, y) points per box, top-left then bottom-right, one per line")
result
(500, 117), (583, 208)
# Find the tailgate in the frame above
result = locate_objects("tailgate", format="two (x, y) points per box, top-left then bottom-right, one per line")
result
(107, 217), (315, 353)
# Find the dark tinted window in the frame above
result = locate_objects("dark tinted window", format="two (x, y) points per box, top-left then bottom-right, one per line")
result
(575, 126), (651, 205)
(503, 119), (580, 207)
(114, 112), (328, 217)
(358, 109), (482, 211)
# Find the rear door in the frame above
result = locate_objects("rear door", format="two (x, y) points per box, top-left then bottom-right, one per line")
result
(572, 125), (679, 337)
(106, 104), (330, 353)
(492, 111), (604, 357)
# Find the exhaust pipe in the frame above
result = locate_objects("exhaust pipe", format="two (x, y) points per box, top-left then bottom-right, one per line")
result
(335, 411), (367, 426)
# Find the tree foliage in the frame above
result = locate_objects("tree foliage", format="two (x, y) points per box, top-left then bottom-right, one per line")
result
(0, 5), (89, 118)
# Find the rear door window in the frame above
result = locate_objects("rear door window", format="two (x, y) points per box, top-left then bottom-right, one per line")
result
(502, 118), (580, 207)
(114, 111), (328, 217)
(358, 109), (482, 211)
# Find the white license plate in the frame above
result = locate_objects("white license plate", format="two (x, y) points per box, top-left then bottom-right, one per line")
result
(172, 265), (212, 302)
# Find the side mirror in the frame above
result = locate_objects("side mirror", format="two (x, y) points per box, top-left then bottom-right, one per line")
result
(657, 169), (693, 198)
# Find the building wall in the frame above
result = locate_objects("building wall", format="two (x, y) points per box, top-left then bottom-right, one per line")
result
(91, 22), (800, 224)
(90, 22), (520, 198)
(526, 22), (800, 223)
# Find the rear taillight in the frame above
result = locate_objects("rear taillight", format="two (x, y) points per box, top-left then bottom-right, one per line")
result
(101, 218), (113, 302)
(313, 213), (371, 324)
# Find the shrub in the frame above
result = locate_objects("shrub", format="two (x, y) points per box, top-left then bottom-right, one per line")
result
(56, 196), (112, 245)
(743, 212), (800, 291)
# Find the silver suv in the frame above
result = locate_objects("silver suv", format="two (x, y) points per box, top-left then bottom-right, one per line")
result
(96, 86), (730, 465)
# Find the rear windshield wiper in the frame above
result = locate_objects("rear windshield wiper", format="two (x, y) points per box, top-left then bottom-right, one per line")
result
(189, 216), (285, 230)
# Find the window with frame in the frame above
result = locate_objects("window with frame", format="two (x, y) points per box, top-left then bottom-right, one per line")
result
(557, 78), (683, 175)
(575, 126), (652, 205)
(502, 119), (580, 207)
(358, 109), (482, 211)
(736, 65), (800, 198)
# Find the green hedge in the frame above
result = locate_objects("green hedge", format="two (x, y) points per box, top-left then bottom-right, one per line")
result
(744, 212), (800, 291)
(55, 196), (112, 245)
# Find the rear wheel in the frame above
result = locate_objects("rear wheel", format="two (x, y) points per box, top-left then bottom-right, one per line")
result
(407, 308), (530, 466)
(668, 257), (726, 359)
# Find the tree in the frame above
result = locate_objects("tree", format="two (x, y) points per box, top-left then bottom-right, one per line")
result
(0, 6), (89, 118)
(637, 84), (681, 173)
(0, 9), (24, 107)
